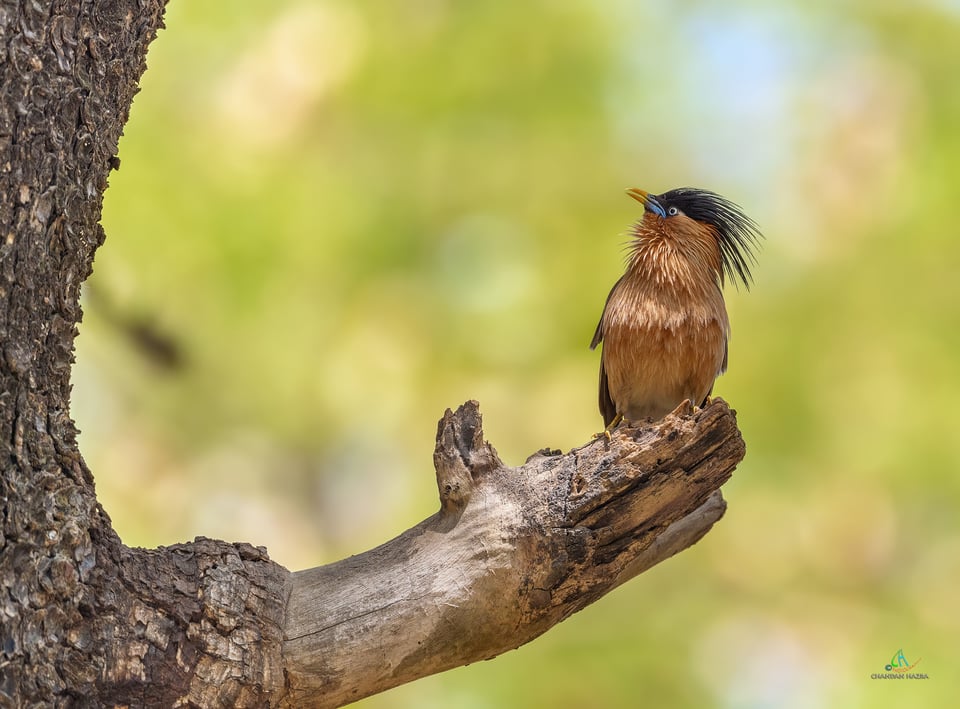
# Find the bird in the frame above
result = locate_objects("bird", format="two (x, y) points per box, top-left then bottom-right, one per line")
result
(590, 187), (762, 432)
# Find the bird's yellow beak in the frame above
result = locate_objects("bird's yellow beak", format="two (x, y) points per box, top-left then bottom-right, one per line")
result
(626, 188), (666, 218)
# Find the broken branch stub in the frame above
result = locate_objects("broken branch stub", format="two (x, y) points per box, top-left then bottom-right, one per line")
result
(282, 398), (744, 707)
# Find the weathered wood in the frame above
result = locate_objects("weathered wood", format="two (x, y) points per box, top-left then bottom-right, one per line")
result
(283, 399), (742, 708)
(0, 2), (746, 706)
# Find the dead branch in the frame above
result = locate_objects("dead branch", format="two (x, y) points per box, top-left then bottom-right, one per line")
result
(282, 398), (743, 707)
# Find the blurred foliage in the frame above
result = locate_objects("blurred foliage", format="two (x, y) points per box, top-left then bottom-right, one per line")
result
(74, 0), (959, 706)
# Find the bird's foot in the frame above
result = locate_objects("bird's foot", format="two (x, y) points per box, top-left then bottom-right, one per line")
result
(592, 413), (624, 441)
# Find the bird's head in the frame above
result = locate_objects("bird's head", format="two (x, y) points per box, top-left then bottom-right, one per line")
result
(626, 187), (762, 288)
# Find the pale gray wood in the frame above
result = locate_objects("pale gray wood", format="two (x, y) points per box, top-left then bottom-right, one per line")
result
(282, 399), (743, 707)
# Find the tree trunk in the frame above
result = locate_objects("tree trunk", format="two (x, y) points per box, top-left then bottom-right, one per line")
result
(0, 2), (746, 707)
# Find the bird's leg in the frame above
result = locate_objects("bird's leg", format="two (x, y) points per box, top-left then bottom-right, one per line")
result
(593, 413), (624, 441)
(700, 386), (716, 410)
(604, 413), (624, 440)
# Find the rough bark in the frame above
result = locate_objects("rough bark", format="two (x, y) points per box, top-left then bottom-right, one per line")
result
(0, 0), (284, 705)
(0, 2), (746, 707)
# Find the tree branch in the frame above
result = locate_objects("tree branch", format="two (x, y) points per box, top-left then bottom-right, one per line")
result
(283, 398), (742, 708)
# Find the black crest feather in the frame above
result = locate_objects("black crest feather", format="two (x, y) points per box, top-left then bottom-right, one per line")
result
(658, 187), (763, 289)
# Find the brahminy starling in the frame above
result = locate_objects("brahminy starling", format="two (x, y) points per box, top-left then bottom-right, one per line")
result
(591, 187), (762, 431)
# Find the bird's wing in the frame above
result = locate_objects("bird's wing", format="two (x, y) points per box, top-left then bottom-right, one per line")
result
(598, 355), (618, 427)
(593, 276), (623, 425)
(590, 276), (624, 350)
(590, 320), (603, 349)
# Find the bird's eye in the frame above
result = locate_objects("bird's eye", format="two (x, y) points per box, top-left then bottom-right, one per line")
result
(667, 206), (679, 216)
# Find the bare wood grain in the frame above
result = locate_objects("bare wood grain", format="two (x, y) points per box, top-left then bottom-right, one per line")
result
(282, 398), (743, 708)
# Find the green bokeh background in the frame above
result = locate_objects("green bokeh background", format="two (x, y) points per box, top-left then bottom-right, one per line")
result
(74, 1), (959, 706)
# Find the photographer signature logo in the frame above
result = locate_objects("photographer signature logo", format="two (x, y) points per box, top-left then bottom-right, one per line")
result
(870, 648), (930, 680)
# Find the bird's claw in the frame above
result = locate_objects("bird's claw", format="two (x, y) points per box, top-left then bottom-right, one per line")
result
(592, 413), (623, 442)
